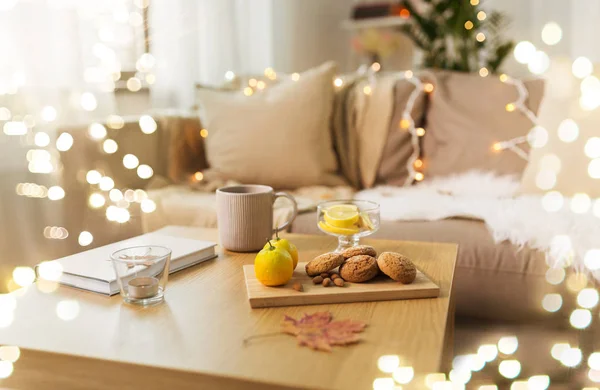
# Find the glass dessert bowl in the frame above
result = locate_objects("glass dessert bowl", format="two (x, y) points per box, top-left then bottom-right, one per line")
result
(317, 200), (380, 252)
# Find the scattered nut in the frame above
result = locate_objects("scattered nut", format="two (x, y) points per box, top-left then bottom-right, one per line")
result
(333, 278), (345, 287)
(312, 275), (324, 284)
(292, 282), (304, 292)
(377, 252), (417, 284)
(320, 273), (329, 279)
(322, 278), (333, 287)
(331, 273), (340, 280)
(305, 253), (345, 276)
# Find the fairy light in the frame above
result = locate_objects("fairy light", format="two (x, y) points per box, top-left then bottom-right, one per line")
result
(589, 159), (600, 178)
(527, 375), (550, 390)
(498, 360), (521, 379)
(560, 347), (582, 367)
(139, 115), (157, 134)
(88, 123), (107, 140)
(80, 92), (97, 111)
(106, 115), (125, 129)
(477, 11), (486, 20)
(541, 22), (562, 46)
(585, 137), (600, 158)
(127, 77), (142, 92)
(577, 288), (599, 308)
(514, 41), (536, 64)
(256, 81), (266, 90)
(557, 119), (579, 142)
(479, 67), (489, 77)
(541, 293), (562, 312)
(528, 51), (550, 75)
(141, 199), (157, 213)
(392, 366), (414, 384)
(34, 132), (50, 147)
(88, 192), (105, 208)
(551, 343), (570, 360)
(476, 32), (486, 42)
(47, 186), (65, 201)
(498, 336), (518, 354)
(99, 176), (115, 191)
(464, 20), (474, 30)
(572, 57), (593, 79)
(137, 164), (153, 179)
(123, 154), (139, 169)
(291, 73), (300, 81)
(78, 231), (93, 246)
(224, 71), (235, 81)
(243, 87), (253, 96)
(377, 355), (400, 373)
(194, 171), (204, 181)
(200, 129), (208, 138)
(585, 249), (600, 270)
(12, 266), (35, 287)
(371, 62), (381, 72)
(571, 193), (591, 213)
(103, 139), (118, 154)
(41, 106), (57, 122)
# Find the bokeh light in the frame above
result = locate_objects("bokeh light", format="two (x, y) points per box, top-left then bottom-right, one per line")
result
(392, 366), (414, 384)
(12, 266), (35, 287)
(56, 132), (74, 151)
(498, 360), (521, 379)
(78, 231), (93, 246)
(542, 191), (564, 212)
(570, 309), (592, 329)
(541, 293), (562, 312)
(0, 346), (20, 363)
(103, 139), (118, 154)
(141, 199), (157, 213)
(572, 57), (593, 79)
(551, 343), (570, 360)
(571, 193), (591, 213)
(377, 355), (400, 373)
(47, 186), (65, 201)
(37, 260), (63, 281)
(88, 123), (107, 140)
(557, 119), (579, 143)
(514, 41), (536, 64)
(498, 336), (518, 354)
(137, 164), (153, 179)
(528, 51), (550, 75)
(88, 192), (105, 208)
(541, 22), (562, 45)
(56, 300), (80, 321)
(139, 115), (157, 134)
(560, 347), (582, 367)
(123, 154), (139, 169)
(585, 137), (600, 158)
(478, 344), (498, 362)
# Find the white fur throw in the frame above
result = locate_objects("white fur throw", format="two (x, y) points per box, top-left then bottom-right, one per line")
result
(356, 171), (600, 272)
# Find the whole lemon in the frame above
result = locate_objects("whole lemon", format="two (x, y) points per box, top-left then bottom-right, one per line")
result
(263, 237), (299, 269)
(255, 241), (294, 286)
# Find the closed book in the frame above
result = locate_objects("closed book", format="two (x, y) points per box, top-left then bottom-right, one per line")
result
(38, 232), (217, 295)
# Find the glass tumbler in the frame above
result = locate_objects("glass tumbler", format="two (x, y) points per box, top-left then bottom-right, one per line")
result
(110, 246), (171, 306)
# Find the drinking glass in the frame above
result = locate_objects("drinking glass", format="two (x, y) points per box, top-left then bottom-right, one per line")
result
(110, 246), (171, 306)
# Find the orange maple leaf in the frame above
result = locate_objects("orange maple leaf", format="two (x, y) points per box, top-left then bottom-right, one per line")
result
(281, 312), (367, 352)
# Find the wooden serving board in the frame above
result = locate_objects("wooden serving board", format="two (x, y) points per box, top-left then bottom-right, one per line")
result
(243, 262), (439, 308)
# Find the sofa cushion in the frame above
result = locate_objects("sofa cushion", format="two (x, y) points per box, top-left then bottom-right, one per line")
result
(421, 70), (545, 178)
(291, 212), (570, 323)
(375, 80), (425, 186)
(197, 61), (345, 189)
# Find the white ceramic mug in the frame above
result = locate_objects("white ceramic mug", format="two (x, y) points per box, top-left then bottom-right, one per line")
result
(216, 185), (298, 252)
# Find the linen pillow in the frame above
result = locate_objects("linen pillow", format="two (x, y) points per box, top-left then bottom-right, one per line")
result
(421, 70), (545, 178)
(375, 80), (426, 186)
(197, 62), (345, 189)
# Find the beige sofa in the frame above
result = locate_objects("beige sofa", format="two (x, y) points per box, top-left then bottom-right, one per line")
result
(60, 114), (570, 325)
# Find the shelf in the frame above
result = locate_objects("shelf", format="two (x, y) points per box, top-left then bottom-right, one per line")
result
(341, 16), (408, 30)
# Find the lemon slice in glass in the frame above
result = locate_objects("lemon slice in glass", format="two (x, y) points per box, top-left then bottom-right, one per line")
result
(318, 221), (360, 236)
(324, 204), (359, 228)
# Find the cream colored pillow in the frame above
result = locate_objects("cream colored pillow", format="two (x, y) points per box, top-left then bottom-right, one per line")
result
(198, 62), (345, 189)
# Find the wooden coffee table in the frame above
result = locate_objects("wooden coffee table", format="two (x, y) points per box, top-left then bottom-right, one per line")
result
(0, 226), (457, 390)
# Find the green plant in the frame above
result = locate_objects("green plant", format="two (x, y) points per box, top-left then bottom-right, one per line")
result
(400, 0), (513, 73)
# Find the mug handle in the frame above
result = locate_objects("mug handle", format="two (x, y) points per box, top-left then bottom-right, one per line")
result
(273, 192), (298, 233)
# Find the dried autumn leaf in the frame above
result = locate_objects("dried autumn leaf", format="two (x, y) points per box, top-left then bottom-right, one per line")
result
(281, 311), (367, 352)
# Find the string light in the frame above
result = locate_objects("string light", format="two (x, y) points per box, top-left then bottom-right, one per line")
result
(464, 21), (474, 30)
(541, 22), (562, 46)
(513, 41), (537, 64)
(194, 171), (204, 181)
(479, 67), (489, 77)
(126, 77), (142, 92)
(560, 347), (582, 367)
(200, 129), (208, 138)
(476, 33), (486, 42)
(78, 231), (93, 246)
(139, 115), (157, 134)
(88, 123), (107, 140)
(528, 51), (550, 75)
(243, 87), (253, 96)
(477, 11), (486, 20)
(34, 132), (50, 147)
(557, 119), (579, 143)
(47, 186), (65, 200)
(572, 57), (593, 79)
(256, 81), (266, 90)
(363, 85), (372, 95)
(103, 139), (118, 154)
(498, 360), (521, 379)
(291, 73), (300, 81)
(333, 78), (343, 88)
(123, 154), (139, 169)
(41, 106), (57, 122)
(137, 164), (153, 179)
(88, 192), (105, 208)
